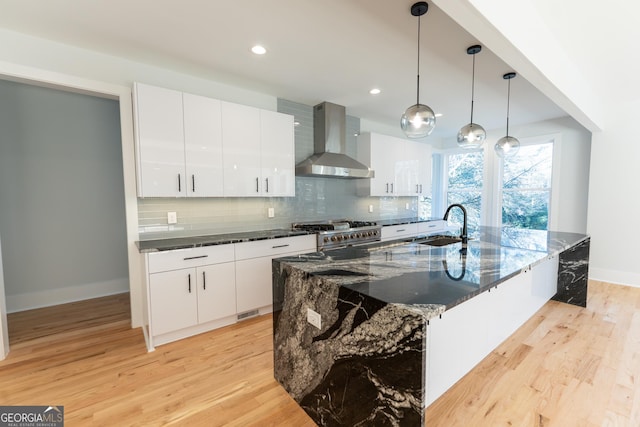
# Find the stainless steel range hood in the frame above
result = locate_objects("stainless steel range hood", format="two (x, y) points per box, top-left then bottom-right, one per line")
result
(295, 102), (374, 179)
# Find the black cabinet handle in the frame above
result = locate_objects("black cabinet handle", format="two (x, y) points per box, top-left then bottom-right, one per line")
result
(183, 255), (208, 261)
(192, 174), (195, 193)
(390, 183), (394, 193)
(272, 244), (290, 249)
(188, 273), (191, 293)
(266, 178), (269, 193)
(386, 183), (389, 193)
(178, 174), (181, 192)
(202, 271), (206, 290)
(256, 177), (259, 192)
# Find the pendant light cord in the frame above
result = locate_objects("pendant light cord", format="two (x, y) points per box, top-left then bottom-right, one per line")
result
(506, 77), (511, 136)
(470, 53), (476, 124)
(416, 15), (421, 106)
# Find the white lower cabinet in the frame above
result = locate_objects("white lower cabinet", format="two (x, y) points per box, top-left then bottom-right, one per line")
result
(149, 268), (199, 336)
(196, 262), (237, 324)
(235, 235), (316, 315)
(145, 234), (315, 348)
(381, 223), (419, 241)
(427, 256), (559, 406)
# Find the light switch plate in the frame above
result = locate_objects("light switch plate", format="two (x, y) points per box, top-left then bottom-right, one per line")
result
(268, 207), (275, 218)
(307, 308), (321, 329)
(167, 211), (177, 224)
(368, 204), (374, 213)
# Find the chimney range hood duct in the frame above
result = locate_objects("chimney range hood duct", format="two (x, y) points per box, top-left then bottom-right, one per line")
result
(295, 102), (374, 179)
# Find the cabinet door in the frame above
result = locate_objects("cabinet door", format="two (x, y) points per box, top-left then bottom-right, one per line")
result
(357, 133), (398, 196)
(404, 140), (431, 196)
(134, 83), (186, 197)
(183, 93), (224, 197)
(235, 256), (271, 313)
(221, 102), (262, 197)
(196, 262), (236, 324)
(260, 109), (294, 197)
(149, 268), (198, 336)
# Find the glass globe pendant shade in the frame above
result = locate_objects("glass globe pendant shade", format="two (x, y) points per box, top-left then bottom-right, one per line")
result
(457, 122), (486, 148)
(401, 103), (436, 138)
(494, 135), (520, 158)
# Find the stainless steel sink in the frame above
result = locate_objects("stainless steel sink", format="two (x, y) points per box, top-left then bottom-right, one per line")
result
(417, 235), (462, 246)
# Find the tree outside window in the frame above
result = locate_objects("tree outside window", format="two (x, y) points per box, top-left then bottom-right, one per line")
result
(501, 143), (553, 230)
(446, 151), (483, 235)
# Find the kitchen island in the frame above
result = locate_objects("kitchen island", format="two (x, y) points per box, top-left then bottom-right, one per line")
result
(272, 226), (589, 426)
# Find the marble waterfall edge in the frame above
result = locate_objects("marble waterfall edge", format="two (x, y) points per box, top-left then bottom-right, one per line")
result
(273, 262), (428, 426)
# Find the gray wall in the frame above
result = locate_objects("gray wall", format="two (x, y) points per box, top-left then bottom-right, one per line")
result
(0, 80), (129, 310)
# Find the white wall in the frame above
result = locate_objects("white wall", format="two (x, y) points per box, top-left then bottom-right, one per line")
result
(435, 0), (638, 286)
(587, 100), (640, 286)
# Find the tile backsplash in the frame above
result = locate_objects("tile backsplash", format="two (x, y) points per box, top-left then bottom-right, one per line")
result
(137, 99), (421, 240)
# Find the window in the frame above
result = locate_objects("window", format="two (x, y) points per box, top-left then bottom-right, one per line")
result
(444, 150), (483, 235)
(501, 142), (553, 230)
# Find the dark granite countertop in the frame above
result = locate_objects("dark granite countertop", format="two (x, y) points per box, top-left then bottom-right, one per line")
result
(136, 228), (312, 253)
(274, 226), (589, 318)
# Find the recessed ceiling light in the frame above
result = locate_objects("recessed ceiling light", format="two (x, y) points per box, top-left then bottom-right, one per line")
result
(251, 45), (267, 55)
(435, 113), (443, 118)
(369, 88), (381, 95)
(293, 121), (300, 126)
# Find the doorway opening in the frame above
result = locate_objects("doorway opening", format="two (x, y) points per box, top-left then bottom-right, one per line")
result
(0, 79), (131, 347)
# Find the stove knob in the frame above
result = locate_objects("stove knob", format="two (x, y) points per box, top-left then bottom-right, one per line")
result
(331, 236), (338, 242)
(323, 237), (329, 243)
(358, 233), (363, 238)
(350, 234), (356, 239)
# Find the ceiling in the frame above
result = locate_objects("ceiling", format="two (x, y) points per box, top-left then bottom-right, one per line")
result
(0, 0), (570, 140)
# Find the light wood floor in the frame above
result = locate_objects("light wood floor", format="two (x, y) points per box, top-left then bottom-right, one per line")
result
(2, 281), (639, 426)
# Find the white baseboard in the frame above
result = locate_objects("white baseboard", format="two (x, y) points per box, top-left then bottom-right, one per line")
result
(6, 278), (129, 313)
(589, 268), (640, 288)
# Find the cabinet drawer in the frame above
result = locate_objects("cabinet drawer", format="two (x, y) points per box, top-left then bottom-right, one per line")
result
(381, 223), (419, 241)
(234, 235), (316, 260)
(417, 220), (447, 235)
(147, 244), (235, 273)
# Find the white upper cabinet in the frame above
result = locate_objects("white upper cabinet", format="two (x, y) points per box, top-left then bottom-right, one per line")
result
(357, 132), (431, 197)
(183, 93), (224, 197)
(221, 103), (295, 197)
(405, 139), (432, 196)
(134, 82), (295, 198)
(260, 109), (295, 197)
(134, 83), (186, 197)
(357, 132), (399, 196)
(221, 102), (262, 197)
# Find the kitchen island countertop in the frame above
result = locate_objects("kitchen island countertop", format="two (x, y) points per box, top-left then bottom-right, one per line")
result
(275, 226), (589, 318)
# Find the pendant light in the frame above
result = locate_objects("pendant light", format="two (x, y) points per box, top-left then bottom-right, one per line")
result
(400, 2), (436, 138)
(457, 45), (486, 148)
(494, 72), (520, 157)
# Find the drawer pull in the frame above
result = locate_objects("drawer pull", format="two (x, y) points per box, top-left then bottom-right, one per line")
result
(272, 244), (290, 249)
(188, 273), (191, 293)
(202, 271), (206, 290)
(183, 255), (209, 261)
(397, 229), (406, 232)
(178, 174), (182, 192)
(428, 224), (436, 228)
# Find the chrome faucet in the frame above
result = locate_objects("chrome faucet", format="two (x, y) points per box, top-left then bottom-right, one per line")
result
(443, 203), (468, 250)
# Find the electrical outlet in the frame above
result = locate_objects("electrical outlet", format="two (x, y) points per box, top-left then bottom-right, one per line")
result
(167, 212), (177, 224)
(405, 202), (410, 210)
(268, 207), (275, 218)
(307, 308), (322, 329)
(368, 204), (374, 213)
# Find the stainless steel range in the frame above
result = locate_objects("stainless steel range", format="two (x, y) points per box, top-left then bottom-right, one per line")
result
(292, 219), (382, 251)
